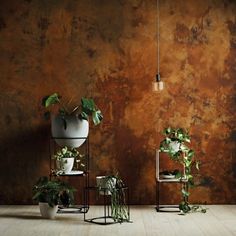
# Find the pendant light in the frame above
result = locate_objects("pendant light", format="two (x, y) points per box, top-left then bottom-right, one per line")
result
(153, 0), (164, 92)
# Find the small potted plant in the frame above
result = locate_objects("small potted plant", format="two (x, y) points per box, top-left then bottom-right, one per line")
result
(96, 176), (116, 195)
(160, 127), (191, 160)
(42, 93), (103, 148)
(32, 176), (76, 219)
(96, 174), (130, 223)
(53, 146), (84, 174)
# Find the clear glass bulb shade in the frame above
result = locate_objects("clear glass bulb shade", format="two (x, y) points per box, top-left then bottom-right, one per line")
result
(152, 81), (164, 91)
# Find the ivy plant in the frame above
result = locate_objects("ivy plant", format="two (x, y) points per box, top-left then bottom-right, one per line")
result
(52, 146), (85, 175)
(160, 127), (206, 214)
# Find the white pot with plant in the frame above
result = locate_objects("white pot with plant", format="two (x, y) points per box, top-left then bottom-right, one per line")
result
(42, 93), (103, 148)
(32, 177), (76, 219)
(53, 146), (81, 174)
(96, 174), (130, 223)
(96, 176), (117, 195)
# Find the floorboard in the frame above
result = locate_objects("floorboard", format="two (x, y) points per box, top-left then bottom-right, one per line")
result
(0, 205), (235, 236)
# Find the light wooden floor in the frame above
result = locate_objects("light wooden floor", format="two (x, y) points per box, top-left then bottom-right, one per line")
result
(0, 205), (236, 236)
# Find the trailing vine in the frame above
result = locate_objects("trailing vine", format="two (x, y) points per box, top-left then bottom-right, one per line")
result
(159, 127), (206, 214)
(97, 174), (130, 223)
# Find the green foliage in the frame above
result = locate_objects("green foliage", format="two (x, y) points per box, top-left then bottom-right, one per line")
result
(81, 97), (103, 125)
(32, 176), (76, 207)
(41, 93), (103, 128)
(42, 93), (61, 108)
(53, 146), (80, 161)
(160, 127), (207, 214)
(97, 174), (130, 223)
(52, 146), (85, 174)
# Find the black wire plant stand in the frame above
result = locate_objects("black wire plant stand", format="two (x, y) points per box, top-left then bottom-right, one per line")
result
(155, 149), (188, 212)
(83, 186), (130, 225)
(49, 136), (90, 214)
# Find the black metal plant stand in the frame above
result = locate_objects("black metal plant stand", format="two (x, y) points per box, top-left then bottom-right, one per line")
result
(84, 186), (130, 225)
(49, 136), (90, 214)
(155, 149), (188, 212)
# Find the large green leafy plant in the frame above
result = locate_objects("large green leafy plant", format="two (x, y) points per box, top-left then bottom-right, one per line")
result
(32, 176), (76, 207)
(160, 127), (206, 214)
(42, 93), (103, 128)
(97, 174), (130, 223)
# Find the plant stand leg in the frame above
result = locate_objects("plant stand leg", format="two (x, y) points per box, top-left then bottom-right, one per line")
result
(182, 182), (189, 203)
(156, 180), (160, 212)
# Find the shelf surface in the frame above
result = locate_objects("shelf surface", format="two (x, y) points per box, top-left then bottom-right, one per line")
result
(157, 178), (187, 183)
(57, 170), (84, 176)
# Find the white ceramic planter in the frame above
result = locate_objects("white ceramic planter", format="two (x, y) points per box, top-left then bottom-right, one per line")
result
(51, 115), (89, 148)
(96, 176), (116, 195)
(56, 158), (74, 174)
(169, 141), (180, 152)
(39, 202), (58, 219)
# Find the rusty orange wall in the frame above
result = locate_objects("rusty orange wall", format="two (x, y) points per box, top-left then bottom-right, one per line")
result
(0, 0), (235, 204)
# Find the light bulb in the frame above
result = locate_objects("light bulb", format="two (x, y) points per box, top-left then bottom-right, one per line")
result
(153, 74), (164, 91)
(152, 81), (164, 91)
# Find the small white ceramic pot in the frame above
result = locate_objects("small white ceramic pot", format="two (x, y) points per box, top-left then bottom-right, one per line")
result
(56, 158), (74, 174)
(96, 176), (116, 195)
(39, 202), (58, 219)
(169, 141), (180, 152)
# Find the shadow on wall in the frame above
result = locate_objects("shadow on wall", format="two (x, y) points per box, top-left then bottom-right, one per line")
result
(0, 125), (50, 204)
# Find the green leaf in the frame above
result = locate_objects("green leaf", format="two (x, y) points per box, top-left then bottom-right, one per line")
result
(201, 208), (207, 213)
(187, 149), (194, 158)
(179, 201), (191, 213)
(42, 93), (60, 108)
(163, 127), (171, 135)
(175, 172), (182, 179)
(81, 97), (96, 115)
(196, 160), (200, 170)
(80, 111), (88, 120)
(181, 188), (190, 197)
(92, 110), (103, 125)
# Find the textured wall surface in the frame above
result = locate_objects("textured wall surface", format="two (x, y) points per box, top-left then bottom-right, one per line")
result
(0, 0), (235, 204)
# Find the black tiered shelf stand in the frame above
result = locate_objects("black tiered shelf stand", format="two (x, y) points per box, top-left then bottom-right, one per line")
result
(49, 136), (90, 214)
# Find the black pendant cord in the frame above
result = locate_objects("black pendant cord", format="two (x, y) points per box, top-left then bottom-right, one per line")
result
(156, 0), (160, 82)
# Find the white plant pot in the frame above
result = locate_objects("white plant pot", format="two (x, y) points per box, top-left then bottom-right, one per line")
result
(96, 176), (116, 195)
(39, 202), (58, 219)
(56, 158), (74, 174)
(169, 141), (180, 152)
(51, 114), (89, 148)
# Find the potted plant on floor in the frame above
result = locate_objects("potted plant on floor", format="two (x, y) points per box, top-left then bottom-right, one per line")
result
(42, 93), (103, 148)
(96, 174), (130, 223)
(53, 146), (84, 174)
(160, 127), (206, 214)
(32, 176), (76, 219)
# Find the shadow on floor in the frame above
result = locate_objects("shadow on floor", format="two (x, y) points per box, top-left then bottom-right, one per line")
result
(0, 213), (88, 224)
(0, 214), (42, 220)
